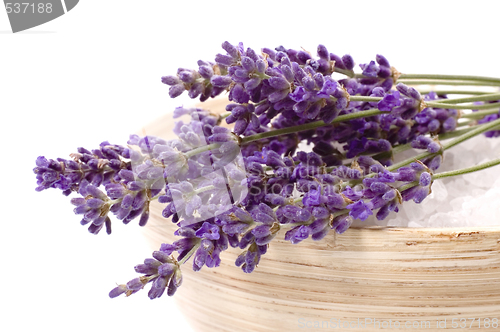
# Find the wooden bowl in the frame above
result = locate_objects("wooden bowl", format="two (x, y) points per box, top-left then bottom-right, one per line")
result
(140, 99), (500, 332)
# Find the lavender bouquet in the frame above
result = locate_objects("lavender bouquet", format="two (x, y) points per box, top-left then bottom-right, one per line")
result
(34, 42), (500, 299)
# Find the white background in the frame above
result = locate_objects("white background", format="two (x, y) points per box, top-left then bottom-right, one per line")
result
(1, 1), (500, 331)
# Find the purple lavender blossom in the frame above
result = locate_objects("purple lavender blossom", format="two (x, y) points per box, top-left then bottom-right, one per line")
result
(34, 142), (132, 195)
(377, 90), (401, 112)
(478, 110), (500, 137)
(38, 42), (499, 302)
(109, 250), (182, 299)
(346, 200), (373, 221)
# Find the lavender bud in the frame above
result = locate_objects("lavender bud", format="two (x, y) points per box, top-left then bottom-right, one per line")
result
(427, 155), (442, 171)
(269, 77), (290, 90)
(407, 87), (421, 100)
(74, 205), (91, 215)
(105, 183), (127, 199)
(411, 135), (433, 150)
(148, 281), (165, 299)
(251, 225), (271, 238)
(332, 215), (353, 234)
(413, 187), (430, 204)
(134, 264), (158, 275)
(427, 141), (441, 153)
(419, 172), (432, 187)
(215, 53), (235, 67)
(360, 61), (379, 77)
(139, 207), (150, 227)
(221, 41), (239, 59)
(128, 181), (145, 191)
(83, 209), (100, 222)
(179, 70), (196, 84)
(109, 284), (127, 298)
(396, 83), (410, 96)
(375, 54), (390, 67)
(241, 56), (256, 72)
(85, 185), (107, 200)
(161, 76), (180, 86)
(167, 277), (178, 296)
(132, 190), (147, 210)
(172, 268), (182, 288)
(169, 84), (185, 98)
(70, 197), (86, 206)
(210, 75), (232, 88)
(152, 251), (173, 264)
(268, 89), (289, 103)
(233, 118), (249, 135)
(382, 189), (397, 201)
(317, 44), (330, 61)
(378, 66), (392, 78)
(153, 275), (167, 291)
(341, 54), (354, 70)
(296, 50), (312, 64)
(443, 117), (457, 132)
(198, 65), (214, 79)
(256, 59), (266, 73)
(235, 252), (246, 267)
(376, 204), (391, 221)
(158, 263), (175, 277)
(244, 77), (261, 90)
(255, 234), (277, 246)
(126, 277), (147, 291)
(188, 82), (204, 99)
(428, 119), (441, 132)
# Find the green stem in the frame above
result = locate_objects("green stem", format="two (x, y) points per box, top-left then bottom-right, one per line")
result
(441, 117), (500, 150)
(392, 157), (500, 194)
(433, 157), (500, 180)
(461, 108), (500, 119)
(398, 79), (500, 87)
(416, 90), (498, 96)
(398, 180), (419, 193)
(273, 196), (302, 212)
(437, 126), (481, 140)
(178, 241), (201, 265)
(425, 101), (500, 110)
(349, 94), (500, 110)
(349, 95), (381, 103)
(331, 209), (349, 218)
(387, 117), (500, 172)
(334, 67), (355, 78)
(429, 92), (500, 105)
(398, 73), (500, 85)
(193, 185), (215, 195)
(456, 120), (474, 127)
(240, 108), (383, 144)
(368, 125), (485, 164)
(184, 143), (221, 158)
(220, 112), (231, 120)
(185, 81), (499, 160)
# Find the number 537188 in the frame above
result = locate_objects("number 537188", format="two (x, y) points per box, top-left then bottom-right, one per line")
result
(5, 3), (53, 14)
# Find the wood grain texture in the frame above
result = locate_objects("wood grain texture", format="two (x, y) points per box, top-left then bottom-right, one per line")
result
(140, 98), (500, 332)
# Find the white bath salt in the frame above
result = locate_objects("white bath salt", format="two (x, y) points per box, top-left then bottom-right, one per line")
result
(449, 196), (469, 212)
(401, 199), (427, 222)
(430, 178), (448, 202)
(428, 211), (464, 227)
(300, 132), (499, 227)
(354, 134), (500, 228)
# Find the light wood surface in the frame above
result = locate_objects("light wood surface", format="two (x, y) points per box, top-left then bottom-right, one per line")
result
(140, 98), (500, 332)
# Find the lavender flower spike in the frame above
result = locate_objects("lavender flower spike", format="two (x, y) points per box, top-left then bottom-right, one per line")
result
(35, 41), (500, 302)
(110, 250), (182, 299)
